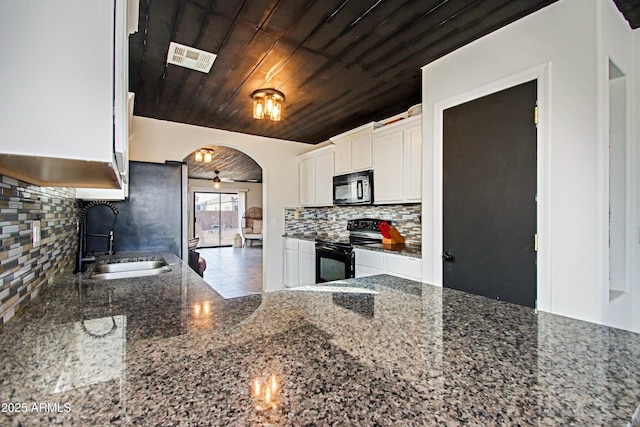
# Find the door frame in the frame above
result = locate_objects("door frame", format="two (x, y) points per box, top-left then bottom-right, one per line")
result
(192, 190), (240, 248)
(431, 63), (551, 311)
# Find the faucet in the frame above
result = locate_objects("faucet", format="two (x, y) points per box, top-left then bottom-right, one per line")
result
(74, 201), (119, 274)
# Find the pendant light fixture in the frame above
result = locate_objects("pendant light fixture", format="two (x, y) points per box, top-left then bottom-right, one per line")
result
(213, 170), (222, 189)
(251, 88), (285, 121)
(195, 148), (214, 162)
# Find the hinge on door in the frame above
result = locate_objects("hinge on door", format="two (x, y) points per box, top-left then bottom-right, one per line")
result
(534, 234), (539, 252)
(534, 106), (539, 126)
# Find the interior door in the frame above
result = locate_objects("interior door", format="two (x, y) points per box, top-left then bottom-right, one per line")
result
(442, 80), (537, 308)
(194, 192), (238, 247)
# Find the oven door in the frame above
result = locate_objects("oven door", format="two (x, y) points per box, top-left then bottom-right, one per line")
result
(315, 243), (354, 283)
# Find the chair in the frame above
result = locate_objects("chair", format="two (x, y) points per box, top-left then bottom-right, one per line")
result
(187, 237), (206, 277)
(241, 207), (263, 247)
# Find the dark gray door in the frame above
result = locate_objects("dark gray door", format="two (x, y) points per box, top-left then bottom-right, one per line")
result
(442, 80), (537, 308)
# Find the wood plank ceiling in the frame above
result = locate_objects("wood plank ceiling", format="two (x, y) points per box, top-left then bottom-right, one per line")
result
(186, 146), (262, 182)
(129, 0), (639, 182)
(129, 0), (565, 145)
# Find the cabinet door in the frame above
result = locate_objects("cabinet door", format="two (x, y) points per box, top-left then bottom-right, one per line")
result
(384, 253), (422, 281)
(334, 140), (352, 176)
(351, 132), (373, 171)
(299, 157), (316, 206)
(314, 151), (334, 206)
(356, 265), (385, 278)
(355, 249), (384, 268)
(355, 249), (384, 278)
(404, 124), (422, 202)
(373, 130), (404, 203)
(284, 248), (299, 287)
(1, 0), (113, 161)
(298, 250), (316, 286)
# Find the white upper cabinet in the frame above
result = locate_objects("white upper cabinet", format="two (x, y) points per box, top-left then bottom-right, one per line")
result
(0, 0), (138, 190)
(315, 149), (335, 206)
(334, 139), (352, 176)
(373, 115), (422, 204)
(404, 123), (423, 202)
(331, 122), (382, 176)
(299, 146), (335, 207)
(76, 92), (135, 200)
(373, 129), (404, 203)
(299, 156), (316, 207)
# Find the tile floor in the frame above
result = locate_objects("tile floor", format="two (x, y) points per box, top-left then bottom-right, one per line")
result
(198, 246), (263, 299)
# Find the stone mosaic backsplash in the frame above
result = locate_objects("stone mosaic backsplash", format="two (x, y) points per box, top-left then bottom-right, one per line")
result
(284, 204), (422, 243)
(0, 174), (78, 325)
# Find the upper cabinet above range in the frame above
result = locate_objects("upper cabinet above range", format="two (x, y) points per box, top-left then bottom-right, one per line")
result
(0, 0), (139, 191)
(330, 122), (382, 176)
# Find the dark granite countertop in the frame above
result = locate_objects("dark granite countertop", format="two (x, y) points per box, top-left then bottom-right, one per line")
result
(283, 233), (422, 257)
(354, 242), (422, 258)
(1, 252), (639, 426)
(282, 232), (317, 240)
(282, 232), (320, 242)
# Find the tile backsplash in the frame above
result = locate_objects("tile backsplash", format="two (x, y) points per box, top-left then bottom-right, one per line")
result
(285, 204), (422, 243)
(0, 175), (78, 325)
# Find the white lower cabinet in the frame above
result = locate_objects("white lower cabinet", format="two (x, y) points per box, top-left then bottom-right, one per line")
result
(355, 249), (384, 278)
(383, 252), (422, 281)
(284, 238), (316, 287)
(284, 239), (299, 287)
(355, 248), (422, 281)
(298, 240), (316, 286)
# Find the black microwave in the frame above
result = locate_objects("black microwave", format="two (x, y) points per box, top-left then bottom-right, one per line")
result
(333, 170), (373, 205)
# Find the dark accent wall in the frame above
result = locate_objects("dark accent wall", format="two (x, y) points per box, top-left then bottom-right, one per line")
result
(0, 175), (77, 325)
(85, 161), (182, 256)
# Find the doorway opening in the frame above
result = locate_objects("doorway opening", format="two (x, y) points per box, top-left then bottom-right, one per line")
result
(185, 145), (264, 297)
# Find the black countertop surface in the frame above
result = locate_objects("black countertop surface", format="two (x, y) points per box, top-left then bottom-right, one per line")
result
(1, 251), (639, 426)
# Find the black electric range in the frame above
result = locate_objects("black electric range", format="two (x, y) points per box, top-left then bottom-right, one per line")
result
(315, 218), (388, 283)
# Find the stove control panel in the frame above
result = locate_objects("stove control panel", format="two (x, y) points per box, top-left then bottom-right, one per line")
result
(347, 218), (392, 232)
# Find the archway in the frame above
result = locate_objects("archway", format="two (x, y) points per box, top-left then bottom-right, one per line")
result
(184, 145), (265, 298)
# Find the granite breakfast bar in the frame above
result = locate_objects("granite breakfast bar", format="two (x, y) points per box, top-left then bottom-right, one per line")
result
(1, 251), (639, 426)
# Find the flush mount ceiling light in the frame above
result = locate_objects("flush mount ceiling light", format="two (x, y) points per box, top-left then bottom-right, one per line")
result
(195, 148), (214, 163)
(213, 170), (222, 189)
(251, 88), (285, 121)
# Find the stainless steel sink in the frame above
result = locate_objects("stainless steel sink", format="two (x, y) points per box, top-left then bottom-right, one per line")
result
(90, 259), (171, 281)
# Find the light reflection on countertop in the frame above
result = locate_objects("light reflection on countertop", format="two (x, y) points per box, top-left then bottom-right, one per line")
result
(0, 251), (639, 426)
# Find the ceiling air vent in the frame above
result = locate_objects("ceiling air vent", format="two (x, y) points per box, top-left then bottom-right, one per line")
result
(166, 42), (216, 73)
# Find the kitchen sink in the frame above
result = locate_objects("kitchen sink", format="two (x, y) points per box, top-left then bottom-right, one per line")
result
(90, 259), (171, 281)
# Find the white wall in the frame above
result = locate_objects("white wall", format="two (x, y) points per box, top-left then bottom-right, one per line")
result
(598, 0), (636, 329)
(129, 117), (310, 292)
(421, 0), (638, 329)
(633, 30), (640, 330)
